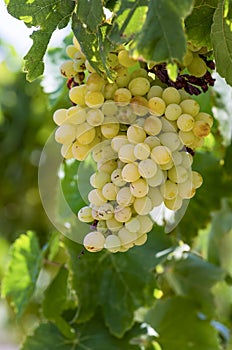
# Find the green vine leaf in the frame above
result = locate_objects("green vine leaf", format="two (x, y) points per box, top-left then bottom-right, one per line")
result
(76, 0), (104, 33)
(211, 0), (232, 86)
(1, 231), (43, 318)
(6, 0), (75, 81)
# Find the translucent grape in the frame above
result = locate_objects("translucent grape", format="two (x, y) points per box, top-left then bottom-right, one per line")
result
(144, 116), (162, 136)
(78, 206), (94, 222)
(83, 231), (105, 252)
(138, 159), (157, 179)
(129, 77), (150, 96)
(130, 178), (149, 198)
(121, 162), (141, 183)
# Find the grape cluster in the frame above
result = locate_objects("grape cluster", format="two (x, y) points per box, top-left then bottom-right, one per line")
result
(53, 38), (213, 253)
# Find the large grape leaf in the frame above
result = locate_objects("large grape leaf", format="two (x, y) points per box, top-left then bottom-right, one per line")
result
(65, 228), (172, 337)
(6, 0), (75, 81)
(76, 0), (104, 33)
(145, 296), (221, 350)
(185, 0), (218, 49)
(1, 231), (43, 318)
(176, 152), (232, 243)
(20, 317), (141, 350)
(211, 0), (232, 86)
(161, 252), (225, 315)
(133, 0), (194, 63)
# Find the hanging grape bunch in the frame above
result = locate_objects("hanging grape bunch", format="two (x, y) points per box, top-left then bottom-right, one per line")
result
(53, 36), (214, 253)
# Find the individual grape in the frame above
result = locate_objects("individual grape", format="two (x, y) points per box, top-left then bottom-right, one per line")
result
(118, 227), (137, 248)
(78, 206), (94, 222)
(130, 68), (148, 80)
(101, 100), (118, 116)
(106, 217), (123, 232)
(159, 159), (174, 171)
(76, 122), (96, 145)
(137, 215), (153, 234)
(147, 85), (163, 99)
(131, 96), (148, 116)
(73, 36), (82, 52)
(134, 233), (148, 246)
(90, 171), (111, 189)
(187, 54), (207, 77)
(129, 77), (150, 96)
(161, 117), (178, 132)
(86, 108), (104, 126)
(66, 106), (87, 124)
(160, 180), (178, 200)
(138, 159), (158, 179)
(165, 103), (182, 121)
(125, 216), (141, 233)
(148, 97), (166, 116)
(177, 114), (195, 132)
(159, 132), (182, 152)
(101, 116), (120, 138)
(111, 168), (127, 187)
(146, 167), (164, 187)
(111, 135), (128, 153)
(181, 151), (193, 168)
(101, 145), (117, 161)
(117, 106), (137, 124)
(66, 45), (79, 59)
(73, 59), (86, 73)
(53, 108), (67, 126)
(105, 235), (121, 253)
(118, 144), (137, 163)
(127, 125), (146, 144)
(61, 143), (73, 159)
(85, 91), (104, 108)
(144, 116), (162, 136)
(102, 182), (118, 200)
(88, 188), (107, 206)
(178, 89), (190, 101)
(182, 49), (193, 66)
(116, 187), (135, 207)
(96, 220), (108, 234)
(115, 66), (130, 87)
(180, 99), (200, 117)
(135, 118), (145, 127)
(168, 165), (189, 183)
(121, 162), (141, 182)
(60, 60), (76, 78)
(172, 151), (183, 166)
(103, 82), (118, 100)
(164, 195), (183, 211)
(178, 130), (196, 147)
(191, 171), (203, 189)
(69, 85), (87, 106)
(151, 146), (172, 165)
(192, 120), (211, 137)
(178, 180), (196, 199)
(162, 87), (181, 105)
(85, 60), (96, 73)
(72, 140), (92, 160)
(148, 187), (163, 207)
(86, 72), (106, 92)
(114, 205), (132, 222)
(118, 49), (136, 67)
(144, 136), (161, 149)
(55, 124), (76, 144)
(130, 178), (149, 198)
(133, 196), (153, 215)
(195, 112), (213, 128)
(134, 143), (150, 160)
(98, 159), (118, 173)
(98, 203), (114, 220)
(83, 231), (105, 252)
(114, 88), (132, 106)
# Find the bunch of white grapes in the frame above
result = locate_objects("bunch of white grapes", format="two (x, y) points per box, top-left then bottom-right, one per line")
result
(53, 37), (213, 253)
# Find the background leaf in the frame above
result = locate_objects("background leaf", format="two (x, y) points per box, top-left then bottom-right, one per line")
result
(1, 231), (43, 317)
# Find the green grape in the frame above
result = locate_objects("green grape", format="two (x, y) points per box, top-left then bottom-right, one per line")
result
(76, 122), (96, 145)
(60, 60), (76, 78)
(127, 125), (146, 144)
(148, 187), (163, 207)
(114, 88), (132, 106)
(69, 85), (87, 106)
(114, 205), (132, 223)
(86, 108), (104, 126)
(180, 99), (200, 117)
(105, 235), (121, 253)
(53, 108), (67, 126)
(118, 143), (137, 163)
(66, 45), (79, 59)
(98, 203), (114, 220)
(138, 159), (157, 179)
(182, 49), (193, 66)
(121, 162), (140, 183)
(187, 54), (207, 77)
(118, 49), (136, 67)
(83, 231), (105, 252)
(115, 66), (130, 87)
(97, 220), (108, 234)
(103, 82), (118, 100)
(111, 135), (128, 153)
(148, 97), (166, 116)
(164, 195), (183, 211)
(128, 77), (150, 96)
(85, 91), (104, 108)
(78, 206), (94, 222)
(147, 85), (163, 99)
(133, 196), (153, 215)
(86, 72), (106, 92)
(55, 124), (76, 144)
(165, 103), (182, 121)
(101, 100), (118, 116)
(102, 182), (119, 201)
(178, 130), (196, 147)
(137, 215), (153, 234)
(146, 167), (164, 187)
(162, 87), (181, 105)
(168, 165), (189, 184)
(97, 159), (118, 174)
(118, 227), (137, 249)
(90, 171), (111, 189)
(151, 146), (172, 165)
(106, 217), (123, 232)
(161, 117), (178, 132)
(144, 136), (161, 149)
(88, 188), (107, 206)
(101, 116), (120, 138)
(125, 216), (141, 233)
(134, 143), (150, 160)
(130, 68), (148, 80)
(178, 180), (196, 199)
(160, 180), (178, 200)
(131, 96), (148, 116)
(116, 186), (135, 207)
(111, 168), (127, 187)
(159, 132), (182, 152)
(177, 113), (195, 132)
(130, 178), (149, 198)
(144, 116), (162, 136)
(66, 106), (87, 124)
(181, 152), (193, 168)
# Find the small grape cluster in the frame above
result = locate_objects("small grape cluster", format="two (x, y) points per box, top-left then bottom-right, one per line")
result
(53, 37), (213, 253)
